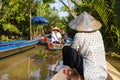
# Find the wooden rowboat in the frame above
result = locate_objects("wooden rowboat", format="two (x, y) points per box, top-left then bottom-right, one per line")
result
(0, 39), (39, 58)
(39, 36), (51, 45)
(48, 42), (63, 50)
(47, 39), (73, 51)
(51, 62), (120, 80)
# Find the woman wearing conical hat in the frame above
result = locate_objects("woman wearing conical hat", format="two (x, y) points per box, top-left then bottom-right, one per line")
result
(51, 26), (63, 44)
(62, 11), (108, 80)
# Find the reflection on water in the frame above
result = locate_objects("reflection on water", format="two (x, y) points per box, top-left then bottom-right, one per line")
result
(1, 74), (9, 80)
(0, 45), (62, 80)
(48, 61), (63, 72)
(29, 68), (41, 80)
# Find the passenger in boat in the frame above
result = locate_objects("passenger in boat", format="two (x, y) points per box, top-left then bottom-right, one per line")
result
(51, 27), (64, 44)
(62, 11), (108, 80)
(61, 30), (69, 43)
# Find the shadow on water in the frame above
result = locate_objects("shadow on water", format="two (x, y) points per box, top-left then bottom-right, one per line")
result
(0, 45), (62, 80)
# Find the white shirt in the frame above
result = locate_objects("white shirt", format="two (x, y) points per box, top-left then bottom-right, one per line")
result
(71, 30), (108, 80)
(51, 31), (62, 42)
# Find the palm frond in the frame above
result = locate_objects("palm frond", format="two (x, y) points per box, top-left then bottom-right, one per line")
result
(92, 0), (110, 27)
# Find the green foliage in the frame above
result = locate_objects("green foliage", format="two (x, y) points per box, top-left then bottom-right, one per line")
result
(114, 0), (120, 29)
(110, 25), (120, 48)
(107, 52), (120, 59)
(0, 0), (34, 39)
(43, 0), (55, 3)
(1, 1), (26, 23)
(38, 49), (48, 59)
(32, 1), (66, 34)
(0, 35), (9, 41)
(60, 0), (120, 50)
(2, 23), (21, 34)
(0, 0), (62, 40)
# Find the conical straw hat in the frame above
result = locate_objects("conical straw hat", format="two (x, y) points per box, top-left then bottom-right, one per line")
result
(52, 26), (60, 31)
(69, 11), (102, 31)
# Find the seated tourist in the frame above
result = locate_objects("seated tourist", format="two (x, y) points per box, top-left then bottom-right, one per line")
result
(51, 27), (64, 44)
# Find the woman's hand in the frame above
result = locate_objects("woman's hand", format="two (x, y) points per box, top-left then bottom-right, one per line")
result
(63, 68), (83, 80)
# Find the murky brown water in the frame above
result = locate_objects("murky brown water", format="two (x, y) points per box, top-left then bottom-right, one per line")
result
(1, 44), (120, 80)
(0, 45), (62, 80)
(106, 56), (120, 72)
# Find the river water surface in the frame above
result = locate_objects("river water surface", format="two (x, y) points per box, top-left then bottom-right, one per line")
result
(0, 45), (120, 80)
(0, 45), (62, 80)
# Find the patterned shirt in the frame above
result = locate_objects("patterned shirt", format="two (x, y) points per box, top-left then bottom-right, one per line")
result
(51, 31), (62, 42)
(71, 30), (108, 80)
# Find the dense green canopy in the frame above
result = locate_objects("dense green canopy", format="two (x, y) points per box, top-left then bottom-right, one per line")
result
(0, 0), (120, 50)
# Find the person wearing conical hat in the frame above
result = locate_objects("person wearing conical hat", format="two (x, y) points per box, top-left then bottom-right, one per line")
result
(62, 11), (108, 80)
(52, 26), (60, 31)
(51, 26), (63, 44)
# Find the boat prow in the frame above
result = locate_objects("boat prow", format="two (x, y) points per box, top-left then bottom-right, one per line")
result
(51, 62), (120, 80)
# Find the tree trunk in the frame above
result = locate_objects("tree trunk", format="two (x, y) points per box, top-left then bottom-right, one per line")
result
(67, 0), (77, 18)
(30, 9), (32, 40)
(59, 0), (77, 18)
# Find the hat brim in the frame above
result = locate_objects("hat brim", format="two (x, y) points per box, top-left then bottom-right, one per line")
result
(52, 27), (60, 31)
(69, 11), (102, 31)
(52, 29), (60, 31)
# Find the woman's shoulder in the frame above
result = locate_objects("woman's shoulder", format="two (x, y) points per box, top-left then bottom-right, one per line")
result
(75, 32), (84, 36)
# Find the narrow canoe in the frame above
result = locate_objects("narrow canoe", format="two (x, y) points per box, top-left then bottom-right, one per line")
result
(0, 39), (39, 58)
(0, 40), (27, 47)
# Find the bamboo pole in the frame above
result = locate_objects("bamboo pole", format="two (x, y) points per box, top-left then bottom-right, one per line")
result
(30, 8), (32, 40)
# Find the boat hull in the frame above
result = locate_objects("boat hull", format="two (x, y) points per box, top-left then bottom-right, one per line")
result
(48, 40), (73, 51)
(39, 37), (51, 45)
(0, 40), (39, 58)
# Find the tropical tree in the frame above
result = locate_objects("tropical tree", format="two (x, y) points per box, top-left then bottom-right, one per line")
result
(31, 0), (61, 37)
(0, 0), (36, 40)
(59, 0), (120, 50)
(0, 0), (66, 41)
